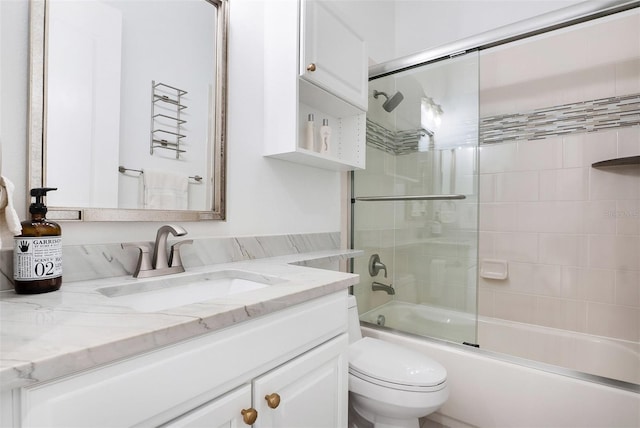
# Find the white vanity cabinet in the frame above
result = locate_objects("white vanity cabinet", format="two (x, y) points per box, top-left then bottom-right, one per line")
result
(252, 334), (347, 427)
(162, 385), (252, 427)
(263, 0), (367, 171)
(165, 335), (348, 428)
(14, 292), (348, 427)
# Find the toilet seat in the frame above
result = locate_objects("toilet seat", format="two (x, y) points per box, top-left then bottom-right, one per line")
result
(349, 337), (447, 392)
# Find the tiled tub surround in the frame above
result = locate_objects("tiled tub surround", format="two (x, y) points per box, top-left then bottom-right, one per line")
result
(478, 10), (639, 354)
(478, 126), (640, 342)
(0, 232), (360, 391)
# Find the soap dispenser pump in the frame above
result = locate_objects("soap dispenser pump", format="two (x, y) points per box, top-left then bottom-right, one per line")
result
(13, 187), (63, 294)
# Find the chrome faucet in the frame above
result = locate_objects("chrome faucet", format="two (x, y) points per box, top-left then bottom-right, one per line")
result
(372, 281), (395, 295)
(152, 224), (187, 270)
(122, 224), (193, 278)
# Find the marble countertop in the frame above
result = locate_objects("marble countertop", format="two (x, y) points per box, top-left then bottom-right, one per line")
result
(0, 250), (361, 391)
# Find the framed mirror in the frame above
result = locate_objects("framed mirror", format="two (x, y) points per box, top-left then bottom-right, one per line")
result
(28, 0), (227, 221)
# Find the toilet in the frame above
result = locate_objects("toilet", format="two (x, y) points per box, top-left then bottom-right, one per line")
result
(347, 295), (449, 428)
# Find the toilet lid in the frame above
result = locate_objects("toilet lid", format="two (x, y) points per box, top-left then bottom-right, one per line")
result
(349, 337), (447, 388)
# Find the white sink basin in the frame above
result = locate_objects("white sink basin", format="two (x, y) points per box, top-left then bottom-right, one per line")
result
(97, 269), (286, 312)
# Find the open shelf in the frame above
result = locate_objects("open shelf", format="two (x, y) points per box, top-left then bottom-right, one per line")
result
(591, 155), (640, 168)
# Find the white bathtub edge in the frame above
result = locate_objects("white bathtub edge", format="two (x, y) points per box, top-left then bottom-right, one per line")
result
(362, 326), (640, 428)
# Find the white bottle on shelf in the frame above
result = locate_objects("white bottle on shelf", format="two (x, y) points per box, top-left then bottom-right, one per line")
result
(319, 119), (331, 154)
(304, 114), (315, 151)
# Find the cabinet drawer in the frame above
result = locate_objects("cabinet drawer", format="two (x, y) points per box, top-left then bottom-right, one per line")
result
(20, 292), (347, 427)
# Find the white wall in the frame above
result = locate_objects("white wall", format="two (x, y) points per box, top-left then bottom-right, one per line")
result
(0, 0), (30, 214)
(0, 0), (341, 245)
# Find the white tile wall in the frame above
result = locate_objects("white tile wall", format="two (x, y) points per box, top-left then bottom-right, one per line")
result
(479, 128), (639, 342)
(615, 58), (640, 95)
(480, 10), (640, 117)
(479, 9), (639, 345)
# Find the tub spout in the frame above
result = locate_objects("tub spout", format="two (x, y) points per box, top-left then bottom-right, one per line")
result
(372, 281), (395, 295)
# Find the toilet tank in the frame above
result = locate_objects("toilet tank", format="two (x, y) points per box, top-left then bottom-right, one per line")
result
(347, 294), (363, 343)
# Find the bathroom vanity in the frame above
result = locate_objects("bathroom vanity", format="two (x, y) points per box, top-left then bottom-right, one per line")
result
(0, 250), (359, 427)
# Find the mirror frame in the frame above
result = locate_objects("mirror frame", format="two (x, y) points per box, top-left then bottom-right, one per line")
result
(27, 0), (228, 221)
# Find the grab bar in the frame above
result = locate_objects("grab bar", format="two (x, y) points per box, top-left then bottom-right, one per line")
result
(118, 166), (203, 183)
(353, 194), (466, 202)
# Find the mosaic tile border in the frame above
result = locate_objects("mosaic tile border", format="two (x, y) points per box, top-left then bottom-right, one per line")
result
(366, 119), (427, 155)
(480, 93), (640, 144)
(367, 93), (640, 153)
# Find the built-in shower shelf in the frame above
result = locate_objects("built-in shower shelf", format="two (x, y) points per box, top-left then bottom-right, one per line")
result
(591, 155), (640, 168)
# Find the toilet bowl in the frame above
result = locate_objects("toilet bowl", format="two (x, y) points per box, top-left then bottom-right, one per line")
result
(347, 295), (449, 428)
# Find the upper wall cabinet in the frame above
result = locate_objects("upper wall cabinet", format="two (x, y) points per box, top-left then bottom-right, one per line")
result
(300, 0), (368, 111)
(264, 0), (367, 171)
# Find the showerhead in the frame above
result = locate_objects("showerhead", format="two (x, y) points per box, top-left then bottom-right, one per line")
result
(373, 90), (404, 112)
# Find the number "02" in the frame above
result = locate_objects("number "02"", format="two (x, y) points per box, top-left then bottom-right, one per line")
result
(34, 262), (55, 277)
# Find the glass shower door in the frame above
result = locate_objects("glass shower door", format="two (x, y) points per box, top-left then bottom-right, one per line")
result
(352, 51), (479, 345)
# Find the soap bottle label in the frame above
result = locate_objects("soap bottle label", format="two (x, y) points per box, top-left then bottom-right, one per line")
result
(13, 237), (63, 281)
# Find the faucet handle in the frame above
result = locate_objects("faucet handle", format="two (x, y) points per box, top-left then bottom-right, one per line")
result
(122, 242), (153, 278)
(368, 254), (388, 278)
(169, 239), (193, 269)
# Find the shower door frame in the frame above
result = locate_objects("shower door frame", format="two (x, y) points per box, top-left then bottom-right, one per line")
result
(369, 0), (639, 79)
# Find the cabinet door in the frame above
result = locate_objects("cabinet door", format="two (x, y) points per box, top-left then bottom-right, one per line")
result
(301, 0), (367, 110)
(252, 334), (348, 428)
(162, 385), (253, 428)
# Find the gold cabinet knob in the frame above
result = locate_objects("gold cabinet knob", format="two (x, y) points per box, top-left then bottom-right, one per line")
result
(265, 392), (281, 409)
(241, 408), (258, 425)
(306, 63), (317, 72)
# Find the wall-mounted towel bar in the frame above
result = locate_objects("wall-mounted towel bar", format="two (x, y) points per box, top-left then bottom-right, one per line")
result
(353, 194), (466, 202)
(118, 166), (202, 183)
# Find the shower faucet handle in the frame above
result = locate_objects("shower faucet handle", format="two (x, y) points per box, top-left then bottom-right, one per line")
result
(369, 254), (388, 278)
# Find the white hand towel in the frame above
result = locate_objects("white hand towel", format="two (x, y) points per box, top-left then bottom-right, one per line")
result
(0, 176), (23, 249)
(142, 169), (188, 210)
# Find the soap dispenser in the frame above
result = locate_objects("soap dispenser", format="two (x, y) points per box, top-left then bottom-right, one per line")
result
(13, 187), (62, 294)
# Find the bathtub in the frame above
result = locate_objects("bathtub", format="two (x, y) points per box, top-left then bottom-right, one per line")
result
(360, 301), (640, 427)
